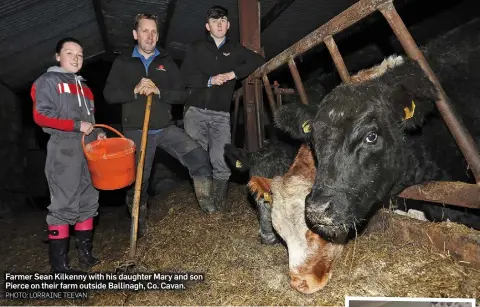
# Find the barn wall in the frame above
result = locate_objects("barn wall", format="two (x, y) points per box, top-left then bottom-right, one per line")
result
(0, 83), (27, 215)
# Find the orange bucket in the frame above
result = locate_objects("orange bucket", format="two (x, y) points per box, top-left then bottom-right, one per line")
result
(82, 124), (136, 190)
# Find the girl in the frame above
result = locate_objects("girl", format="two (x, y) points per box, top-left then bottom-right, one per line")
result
(31, 37), (105, 272)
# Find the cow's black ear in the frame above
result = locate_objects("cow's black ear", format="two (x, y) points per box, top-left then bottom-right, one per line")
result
(274, 103), (317, 141)
(388, 69), (438, 130)
(224, 144), (250, 173)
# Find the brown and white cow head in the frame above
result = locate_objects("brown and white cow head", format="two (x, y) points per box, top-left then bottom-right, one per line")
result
(249, 144), (344, 294)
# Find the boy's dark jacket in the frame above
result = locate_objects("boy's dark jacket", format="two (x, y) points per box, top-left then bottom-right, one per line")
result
(103, 47), (186, 130)
(180, 35), (265, 113)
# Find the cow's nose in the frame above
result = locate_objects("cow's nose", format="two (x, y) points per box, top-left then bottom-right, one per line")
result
(306, 192), (332, 215)
(289, 273), (325, 294)
(318, 201), (332, 213)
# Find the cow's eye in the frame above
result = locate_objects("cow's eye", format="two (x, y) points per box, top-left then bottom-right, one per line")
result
(365, 132), (378, 144)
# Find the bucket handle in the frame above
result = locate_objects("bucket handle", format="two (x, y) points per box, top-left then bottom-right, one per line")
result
(82, 124), (127, 157)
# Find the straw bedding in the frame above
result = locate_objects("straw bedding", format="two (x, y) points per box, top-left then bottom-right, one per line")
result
(1, 182), (478, 306)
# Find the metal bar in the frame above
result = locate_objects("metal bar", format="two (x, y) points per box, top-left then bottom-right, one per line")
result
(236, 86), (295, 96)
(398, 181), (480, 209)
(324, 35), (351, 83)
(288, 58), (309, 105)
(92, 0), (112, 55)
(379, 3), (480, 183)
(234, 87), (243, 98)
(262, 75), (277, 114)
(159, 0), (178, 49)
(254, 79), (265, 145)
(232, 92), (241, 144)
(242, 82), (260, 150)
(273, 81), (282, 108)
(261, 0), (296, 32)
(239, 0), (262, 151)
(274, 88), (295, 95)
(239, 0), (262, 53)
(252, 0), (392, 78)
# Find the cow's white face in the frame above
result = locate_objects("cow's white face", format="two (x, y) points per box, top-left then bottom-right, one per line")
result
(270, 145), (344, 294)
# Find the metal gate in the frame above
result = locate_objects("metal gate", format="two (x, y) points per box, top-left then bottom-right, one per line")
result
(234, 0), (480, 210)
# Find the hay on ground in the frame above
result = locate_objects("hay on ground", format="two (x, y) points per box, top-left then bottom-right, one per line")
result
(1, 182), (479, 306)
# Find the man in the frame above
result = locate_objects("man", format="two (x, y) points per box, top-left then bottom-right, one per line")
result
(180, 5), (265, 211)
(103, 14), (216, 235)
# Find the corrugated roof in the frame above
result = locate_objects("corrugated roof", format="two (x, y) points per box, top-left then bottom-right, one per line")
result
(165, 0), (277, 59)
(102, 0), (171, 51)
(261, 0), (358, 58)
(0, 0), (476, 91)
(0, 0), (101, 90)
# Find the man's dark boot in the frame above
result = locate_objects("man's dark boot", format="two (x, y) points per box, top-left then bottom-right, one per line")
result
(48, 224), (82, 273)
(213, 179), (229, 212)
(75, 218), (101, 271)
(193, 177), (216, 213)
(126, 191), (148, 238)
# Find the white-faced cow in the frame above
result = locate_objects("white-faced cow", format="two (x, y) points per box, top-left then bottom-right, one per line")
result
(274, 18), (480, 242)
(248, 144), (344, 294)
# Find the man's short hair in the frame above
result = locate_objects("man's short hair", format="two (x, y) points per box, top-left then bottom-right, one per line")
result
(134, 13), (158, 30)
(205, 5), (228, 22)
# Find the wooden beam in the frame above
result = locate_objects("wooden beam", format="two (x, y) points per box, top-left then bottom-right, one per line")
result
(260, 0), (295, 32)
(159, 0), (178, 49)
(92, 0), (112, 55)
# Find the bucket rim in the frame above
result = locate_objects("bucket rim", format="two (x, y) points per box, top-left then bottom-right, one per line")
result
(84, 138), (136, 161)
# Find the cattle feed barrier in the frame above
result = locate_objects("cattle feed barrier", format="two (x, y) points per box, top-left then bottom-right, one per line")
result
(235, 0), (480, 209)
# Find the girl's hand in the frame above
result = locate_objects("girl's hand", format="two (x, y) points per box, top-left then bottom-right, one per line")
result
(80, 122), (94, 135)
(97, 132), (107, 140)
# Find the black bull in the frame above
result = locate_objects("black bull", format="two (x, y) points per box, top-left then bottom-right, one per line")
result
(274, 18), (480, 241)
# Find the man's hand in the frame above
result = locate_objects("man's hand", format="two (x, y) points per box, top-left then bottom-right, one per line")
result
(80, 122), (94, 135)
(223, 71), (236, 81)
(143, 85), (160, 96)
(211, 72), (236, 86)
(97, 132), (107, 140)
(211, 74), (228, 86)
(134, 78), (160, 96)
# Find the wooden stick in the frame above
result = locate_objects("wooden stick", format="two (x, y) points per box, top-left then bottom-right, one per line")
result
(129, 94), (153, 259)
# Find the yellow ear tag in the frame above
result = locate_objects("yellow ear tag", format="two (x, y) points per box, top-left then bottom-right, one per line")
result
(263, 192), (272, 203)
(403, 100), (416, 120)
(302, 121), (311, 133)
(235, 160), (243, 168)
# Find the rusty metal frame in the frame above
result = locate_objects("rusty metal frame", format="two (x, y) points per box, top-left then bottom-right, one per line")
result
(239, 0), (263, 151)
(288, 58), (309, 105)
(324, 36), (351, 83)
(244, 0), (480, 208)
(231, 85), (295, 143)
(379, 3), (480, 183)
(251, 0), (393, 78)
